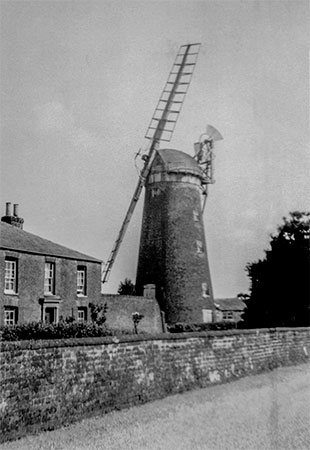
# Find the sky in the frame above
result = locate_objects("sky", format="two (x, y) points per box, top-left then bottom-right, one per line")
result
(1, 0), (309, 297)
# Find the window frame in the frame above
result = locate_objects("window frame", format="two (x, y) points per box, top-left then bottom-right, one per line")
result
(201, 282), (210, 297)
(193, 210), (199, 222)
(4, 258), (18, 294)
(77, 266), (87, 296)
(4, 307), (18, 326)
(196, 240), (203, 254)
(44, 262), (55, 295)
(223, 311), (234, 321)
(77, 307), (87, 323)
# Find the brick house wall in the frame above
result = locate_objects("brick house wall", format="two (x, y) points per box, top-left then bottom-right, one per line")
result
(0, 249), (102, 325)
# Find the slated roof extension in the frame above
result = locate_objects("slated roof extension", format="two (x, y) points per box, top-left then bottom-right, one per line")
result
(214, 297), (246, 312)
(0, 222), (101, 263)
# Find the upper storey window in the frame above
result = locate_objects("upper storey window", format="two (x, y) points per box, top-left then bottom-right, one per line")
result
(77, 266), (87, 296)
(44, 262), (55, 295)
(4, 259), (18, 294)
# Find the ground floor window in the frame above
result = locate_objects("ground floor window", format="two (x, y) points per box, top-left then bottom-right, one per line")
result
(4, 307), (18, 325)
(77, 307), (87, 323)
(222, 311), (233, 320)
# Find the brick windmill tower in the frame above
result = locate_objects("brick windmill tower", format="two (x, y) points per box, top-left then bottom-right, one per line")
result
(102, 44), (222, 324)
(135, 126), (222, 324)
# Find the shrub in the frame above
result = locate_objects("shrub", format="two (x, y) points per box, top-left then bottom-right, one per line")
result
(0, 321), (116, 341)
(167, 322), (238, 333)
(89, 302), (108, 325)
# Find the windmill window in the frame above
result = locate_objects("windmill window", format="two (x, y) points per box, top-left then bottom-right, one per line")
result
(4, 258), (18, 294)
(202, 282), (210, 297)
(151, 188), (161, 198)
(77, 266), (87, 296)
(196, 240), (203, 254)
(202, 309), (212, 323)
(193, 211), (199, 222)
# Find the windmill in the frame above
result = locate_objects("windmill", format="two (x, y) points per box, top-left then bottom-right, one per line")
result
(102, 43), (201, 283)
(193, 124), (223, 213)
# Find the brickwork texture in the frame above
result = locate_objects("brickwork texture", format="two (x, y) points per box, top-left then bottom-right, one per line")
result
(102, 294), (163, 333)
(1, 327), (309, 442)
(0, 250), (102, 324)
(136, 150), (214, 324)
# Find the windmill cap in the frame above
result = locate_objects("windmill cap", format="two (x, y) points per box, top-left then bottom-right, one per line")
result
(156, 149), (204, 178)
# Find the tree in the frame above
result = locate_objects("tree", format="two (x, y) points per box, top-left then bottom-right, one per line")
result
(89, 303), (107, 325)
(118, 278), (135, 295)
(243, 212), (310, 328)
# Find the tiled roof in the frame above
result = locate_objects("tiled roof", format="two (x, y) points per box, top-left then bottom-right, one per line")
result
(156, 149), (203, 177)
(214, 297), (246, 312)
(0, 222), (101, 263)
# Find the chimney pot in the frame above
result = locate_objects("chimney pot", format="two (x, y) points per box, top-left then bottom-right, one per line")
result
(5, 202), (12, 216)
(13, 204), (19, 217)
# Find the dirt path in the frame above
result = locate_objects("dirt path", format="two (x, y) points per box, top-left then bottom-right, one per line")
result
(1, 363), (310, 450)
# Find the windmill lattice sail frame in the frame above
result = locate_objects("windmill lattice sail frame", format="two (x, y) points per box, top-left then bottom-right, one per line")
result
(102, 43), (201, 283)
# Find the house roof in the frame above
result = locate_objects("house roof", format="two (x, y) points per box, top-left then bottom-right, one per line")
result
(155, 149), (203, 178)
(0, 222), (101, 263)
(214, 297), (246, 312)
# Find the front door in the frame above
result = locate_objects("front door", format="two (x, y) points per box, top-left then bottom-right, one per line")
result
(45, 307), (56, 324)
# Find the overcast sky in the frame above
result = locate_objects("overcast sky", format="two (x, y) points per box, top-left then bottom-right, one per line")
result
(1, 0), (309, 297)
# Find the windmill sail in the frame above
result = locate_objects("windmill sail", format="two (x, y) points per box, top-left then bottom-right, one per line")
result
(145, 43), (201, 142)
(102, 43), (201, 283)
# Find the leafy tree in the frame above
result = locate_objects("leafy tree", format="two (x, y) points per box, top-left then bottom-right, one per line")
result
(243, 211), (310, 328)
(118, 278), (136, 295)
(132, 312), (144, 334)
(89, 302), (108, 325)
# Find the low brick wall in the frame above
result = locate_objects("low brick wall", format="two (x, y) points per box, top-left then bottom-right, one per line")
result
(102, 294), (163, 333)
(1, 327), (309, 442)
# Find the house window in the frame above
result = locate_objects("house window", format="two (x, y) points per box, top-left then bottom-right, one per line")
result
(77, 266), (87, 296)
(223, 311), (233, 320)
(77, 307), (87, 323)
(196, 240), (203, 254)
(4, 307), (18, 326)
(44, 262), (55, 295)
(5, 259), (18, 293)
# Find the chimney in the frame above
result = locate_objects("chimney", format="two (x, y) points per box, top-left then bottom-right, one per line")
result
(1, 203), (24, 229)
(6, 202), (12, 216)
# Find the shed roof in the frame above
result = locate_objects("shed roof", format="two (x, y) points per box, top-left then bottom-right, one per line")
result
(214, 297), (246, 312)
(155, 149), (203, 177)
(0, 222), (101, 263)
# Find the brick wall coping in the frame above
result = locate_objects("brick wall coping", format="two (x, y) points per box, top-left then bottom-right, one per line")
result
(101, 294), (155, 301)
(1, 327), (309, 351)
